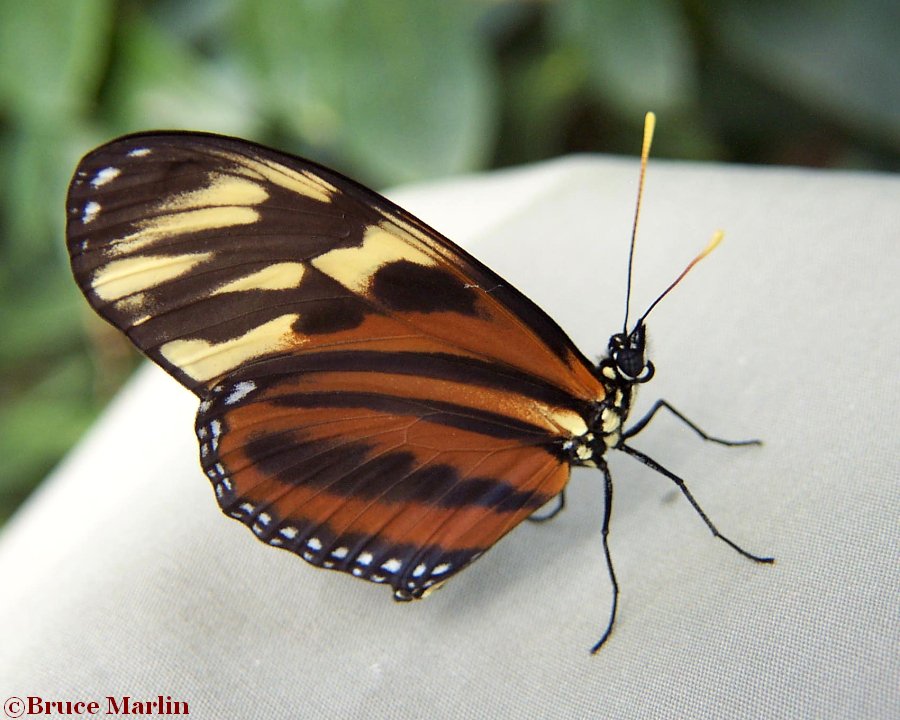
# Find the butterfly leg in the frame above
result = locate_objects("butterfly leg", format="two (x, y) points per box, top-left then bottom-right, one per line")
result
(619, 443), (774, 564)
(590, 460), (618, 653)
(527, 490), (566, 523)
(623, 399), (762, 446)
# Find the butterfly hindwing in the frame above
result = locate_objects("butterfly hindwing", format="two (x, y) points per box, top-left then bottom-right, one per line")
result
(197, 355), (571, 597)
(66, 132), (605, 596)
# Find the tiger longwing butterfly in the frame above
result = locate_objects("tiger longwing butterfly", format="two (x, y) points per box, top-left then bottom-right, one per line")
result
(66, 113), (772, 653)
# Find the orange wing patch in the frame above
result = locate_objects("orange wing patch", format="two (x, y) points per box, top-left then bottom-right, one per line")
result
(199, 368), (570, 597)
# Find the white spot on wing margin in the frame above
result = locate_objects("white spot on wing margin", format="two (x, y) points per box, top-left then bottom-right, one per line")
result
(224, 381), (256, 405)
(82, 201), (100, 224)
(91, 167), (121, 188)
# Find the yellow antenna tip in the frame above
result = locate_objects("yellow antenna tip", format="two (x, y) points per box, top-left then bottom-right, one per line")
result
(642, 112), (656, 159)
(700, 230), (724, 259)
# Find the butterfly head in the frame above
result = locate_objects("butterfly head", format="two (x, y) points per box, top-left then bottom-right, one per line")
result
(608, 323), (654, 384)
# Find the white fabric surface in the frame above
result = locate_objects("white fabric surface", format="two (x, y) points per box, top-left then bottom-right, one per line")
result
(1, 156), (897, 719)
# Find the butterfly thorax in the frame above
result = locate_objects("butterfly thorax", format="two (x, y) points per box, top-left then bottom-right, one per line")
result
(563, 324), (654, 467)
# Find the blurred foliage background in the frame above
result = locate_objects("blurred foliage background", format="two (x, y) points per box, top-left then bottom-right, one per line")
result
(0, 0), (897, 525)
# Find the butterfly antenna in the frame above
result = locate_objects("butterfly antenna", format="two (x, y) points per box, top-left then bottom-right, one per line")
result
(623, 112), (657, 334)
(634, 230), (724, 329)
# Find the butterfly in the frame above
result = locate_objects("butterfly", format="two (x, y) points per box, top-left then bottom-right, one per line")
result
(66, 113), (772, 652)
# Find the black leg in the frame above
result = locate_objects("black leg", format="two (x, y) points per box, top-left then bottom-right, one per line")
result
(590, 460), (619, 654)
(619, 443), (774, 564)
(527, 490), (566, 523)
(623, 399), (762, 446)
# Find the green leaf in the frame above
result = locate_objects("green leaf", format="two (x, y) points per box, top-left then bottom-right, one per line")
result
(106, 13), (260, 136)
(339, 2), (496, 182)
(0, 273), (84, 372)
(231, 0), (497, 183)
(499, 45), (588, 163)
(0, 127), (73, 269)
(714, 0), (900, 150)
(552, 0), (696, 118)
(0, 0), (115, 121)
(0, 355), (100, 517)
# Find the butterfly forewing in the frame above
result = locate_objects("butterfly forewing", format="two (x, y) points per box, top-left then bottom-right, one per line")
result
(66, 133), (600, 398)
(66, 132), (604, 596)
